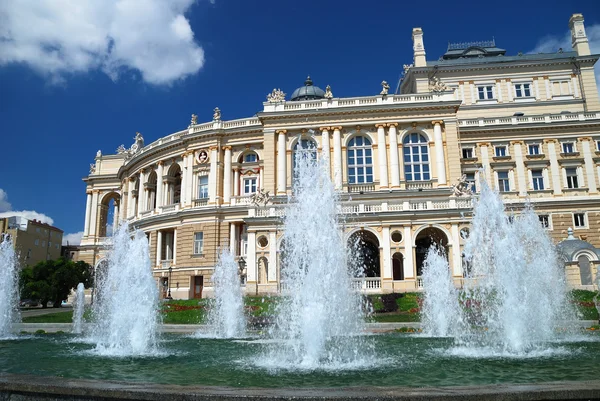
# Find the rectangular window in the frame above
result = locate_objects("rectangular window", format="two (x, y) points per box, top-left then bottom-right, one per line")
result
(244, 153), (257, 163)
(465, 172), (476, 192)
(539, 215), (550, 229)
(574, 213), (586, 228)
(552, 80), (571, 96)
(48, 241), (52, 248)
(596, 140), (600, 152)
(197, 175), (209, 199)
(532, 170), (544, 190)
(562, 142), (574, 153)
(193, 232), (204, 255)
(495, 146), (507, 157)
(528, 144), (540, 155)
(478, 85), (495, 100)
(515, 83), (532, 98)
(462, 148), (474, 159)
(243, 177), (257, 195)
(566, 168), (579, 189)
(35, 239), (39, 246)
(497, 171), (510, 192)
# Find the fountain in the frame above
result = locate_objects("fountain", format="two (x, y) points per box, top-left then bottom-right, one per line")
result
(72, 282), (86, 335)
(90, 223), (161, 356)
(421, 245), (464, 337)
(0, 236), (20, 338)
(203, 248), (246, 338)
(258, 143), (372, 370)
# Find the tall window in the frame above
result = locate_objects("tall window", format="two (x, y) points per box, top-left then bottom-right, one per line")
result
(514, 83), (532, 98)
(528, 144), (540, 155)
(403, 133), (430, 181)
(465, 172), (476, 192)
(293, 138), (317, 182)
(574, 213), (586, 228)
(497, 171), (510, 192)
(495, 146), (507, 157)
(477, 85), (495, 100)
(193, 232), (204, 255)
(531, 170), (544, 190)
(243, 177), (257, 195)
(462, 148), (474, 158)
(539, 215), (550, 229)
(347, 136), (373, 184)
(566, 168), (579, 188)
(562, 142), (575, 153)
(198, 175), (209, 199)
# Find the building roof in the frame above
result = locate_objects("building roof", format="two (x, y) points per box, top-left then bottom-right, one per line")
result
(290, 76), (325, 101)
(427, 50), (579, 67)
(556, 228), (600, 261)
(441, 40), (506, 60)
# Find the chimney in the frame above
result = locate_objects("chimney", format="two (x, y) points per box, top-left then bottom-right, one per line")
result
(569, 14), (591, 56)
(412, 28), (427, 67)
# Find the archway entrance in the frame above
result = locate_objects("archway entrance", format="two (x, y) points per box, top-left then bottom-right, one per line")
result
(392, 252), (404, 280)
(415, 227), (449, 277)
(348, 231), (380, 277)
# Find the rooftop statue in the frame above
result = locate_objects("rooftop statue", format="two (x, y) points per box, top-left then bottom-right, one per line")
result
(89, 163), (96, 174)
(324, 85), (333, 99)
(267, 88), (286, 103)
(96, 149), (102, 158)
(213, 107), (221, 121)
(380, 80), (390, 95)
(190, 114), (198, 126)
(116, 132), (145, 159)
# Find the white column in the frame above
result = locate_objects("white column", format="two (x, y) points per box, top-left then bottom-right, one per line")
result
(451, 224), (462, 277)
(388, 124), (400, 188)
(229, 222), (237, 255)
(185, 152), (194, 206)
(513, 142), (528, 196)
(403, 226), (414, 279)
(479, 143), (492, 185)
(376, 124), (389, 188)
(246, 231), (257, 283)
(112, 203), (119, 229)
(333, 126), (343, 190)
(172, 228), (177, 265)
(156, 162), (164, 209)
(223, 146), (232, 203)
(208, 146), (218, 203)
(233, 169), (240, 197)
(277, 130), (287, 195)
(179, 158), (187, 207)
(89, 191), (99, 237)
(320, 127), (331, 175)
(546, 141), (563, 195)
(433, 121), (447, 185)
(268, 231), (277, 282)
(581, 139), (598, 193)
(127, 179), (135, 218)
(381, 226), (392, 279)
(83, 192), (92, 236)
(156, 230), (162, 266)
(137, 172), (146, 217)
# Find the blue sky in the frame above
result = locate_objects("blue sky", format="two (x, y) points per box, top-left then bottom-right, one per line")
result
(1, 0), (599, 243)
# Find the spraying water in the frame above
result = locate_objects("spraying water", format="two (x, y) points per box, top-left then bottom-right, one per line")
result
(421, 245), (463, 337)
(455, 180), (576, 355)
(72, 282), (86, 334)
(90, 223), (160, 356)
(204, 248), (246, 338)
(260, 142), (371, 370)
(0, 237), (20, 338)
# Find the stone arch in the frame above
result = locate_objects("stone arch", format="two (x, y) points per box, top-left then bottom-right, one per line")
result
(98, 192), (120, 237)
(399, 127), (432, 143)
(414, 226), (450, 277)
(258, 256), (269, 284)
(166, 163), (182, 205)
(392, 252), (404, 280)
(238, 150), (260, 163)
(343, 130), (377, 147)
(348, 230), (381, 278)
(289, 132), (319, 150)
(576, 253), (594, 285)
(145, 170), (157, 211)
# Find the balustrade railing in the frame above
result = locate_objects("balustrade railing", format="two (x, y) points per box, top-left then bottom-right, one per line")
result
(406, 181), (433, 190)
(347, 183), (376, 193)
(459, 111), (600, 128)
(193, 198), (208, 207)
(351, 277), (382, 291)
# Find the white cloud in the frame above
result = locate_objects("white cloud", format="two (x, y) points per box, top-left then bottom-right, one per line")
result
(0, 210), (55, 225)
(62, 231), (83, 246)
(0, 189), (11, 212)
(530, 24), (600, 94)
(0, 0), (205, 85)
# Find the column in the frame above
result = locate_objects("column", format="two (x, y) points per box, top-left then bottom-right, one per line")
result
(479, 143), (492, 185)
(89, 191), (99, 237)
(208, 146), (218, 204)
(223, 146), (232, 203)
(112, 202), (119, 229)
(156, 230), (162, 266)
(376, 124), (389, 188)
(179, 157), (187, 207)
(127, 178), (135, 218)
(246, 231), (257, 291)
(156, 162), (164, 209)
(388, 123), (400, 188)
(333, 126), (343, 190)
(137, 171), (146, 217)
(83, 192), (92, 236)
(268, 231), (277, 282)
(277, 130), (287, 195)
(233, 168), (240, 197)
(581, 138), (598, 193)
(403, 226), (414, 279)
(546, 140), (563, 195)
(185, 151), (194, 206)
(320, 127), (331, 175)
(381, 226), (392, 279)
(450, 224), (462, 277)
(172, 228), (177, 265)
(432, 121), (447, 185)
(229, 222), (237, 255)
(512, 141), (527, 196)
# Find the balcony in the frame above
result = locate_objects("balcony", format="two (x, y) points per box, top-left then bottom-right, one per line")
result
(160, 204), (179, 213)
(161, 260), (172, 269)
(459, 111), (600, 129)
(231, 196), (253, 206)
(351, 277), (382, 292)
(406, 181), (433, 190)
(347, 183), (376, 194)
(193, 198), (209, 207)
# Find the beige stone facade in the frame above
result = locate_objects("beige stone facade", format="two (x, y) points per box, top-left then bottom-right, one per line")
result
(79, 14), (600, 297)
(0, 216), (63, 267)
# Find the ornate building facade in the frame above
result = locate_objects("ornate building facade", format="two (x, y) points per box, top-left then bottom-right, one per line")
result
(78, 14), (600, 298)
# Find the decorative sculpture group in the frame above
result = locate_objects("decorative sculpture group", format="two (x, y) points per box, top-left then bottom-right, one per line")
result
(267, 88), (286, 103)
(429, 76), (447, 93)
(116, 132), (145, 160)
(250, 188), (271, 207)
(451, 174), (473, 197)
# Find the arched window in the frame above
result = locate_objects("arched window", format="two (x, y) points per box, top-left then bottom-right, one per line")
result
(347, 136), (373, 184)
(293, 138), (317, 182)
(239, 152), (259, 196)
(403, 133), (430, 181)
(243, 152), (259, 163)
(98, 193), (120, 237)
(166, 164), (182, 205)
(577, 255), (593, 285)
(146, 171), (157, 211)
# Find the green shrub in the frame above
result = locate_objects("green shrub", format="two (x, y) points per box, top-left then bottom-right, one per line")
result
(35, 330), (46, 334)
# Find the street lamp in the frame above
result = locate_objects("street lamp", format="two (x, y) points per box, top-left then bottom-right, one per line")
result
(167, 266), (173, 299)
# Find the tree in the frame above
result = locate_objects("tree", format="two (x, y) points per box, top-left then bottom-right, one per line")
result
(20, 258), (93, 308)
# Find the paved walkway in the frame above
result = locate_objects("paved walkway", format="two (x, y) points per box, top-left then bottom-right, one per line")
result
(20, 306), (72, 318)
